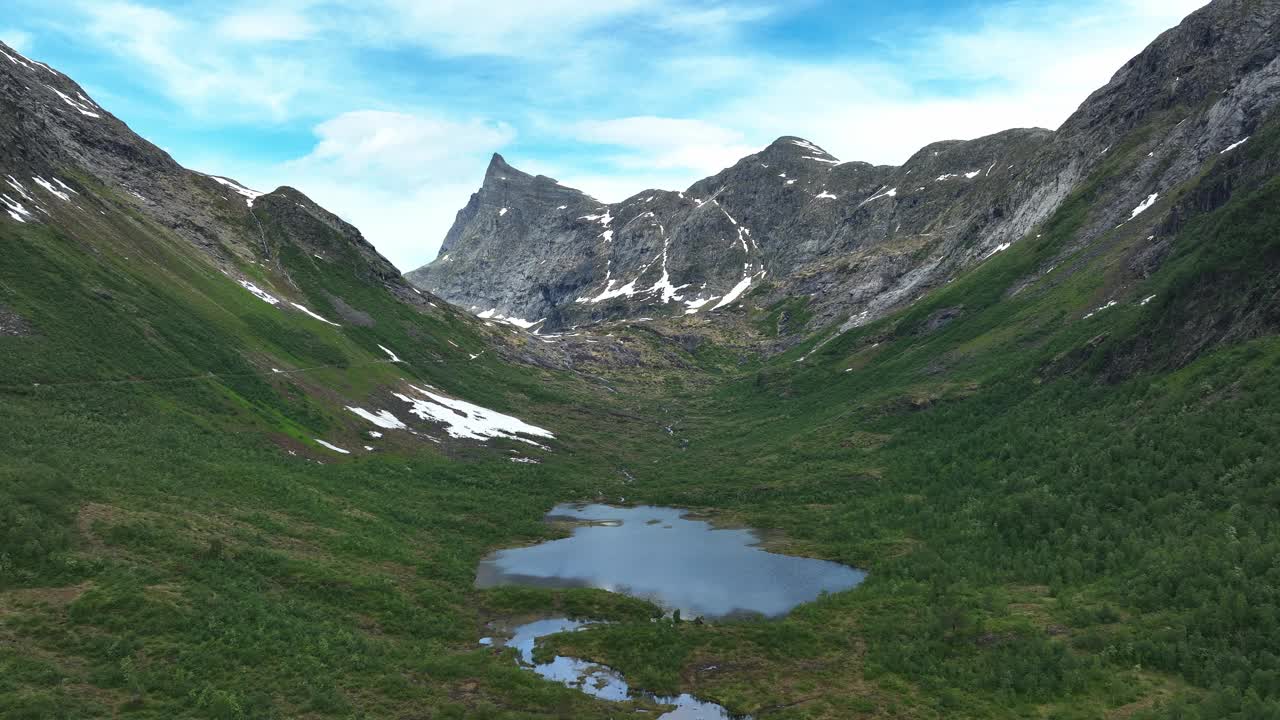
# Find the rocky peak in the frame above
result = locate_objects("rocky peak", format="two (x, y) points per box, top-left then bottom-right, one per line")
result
(482, 153), (529, 185)
(408, 0), (1280, 341)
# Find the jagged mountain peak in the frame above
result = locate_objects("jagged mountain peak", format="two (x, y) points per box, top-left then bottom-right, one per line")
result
(407, 0), (1280, 341)
(483, 152), (529, 183)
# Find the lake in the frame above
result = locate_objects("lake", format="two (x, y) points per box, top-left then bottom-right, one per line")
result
(476, 503), (866, 619)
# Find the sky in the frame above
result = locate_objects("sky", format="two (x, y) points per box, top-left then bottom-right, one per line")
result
(2, 0), (1209, 271)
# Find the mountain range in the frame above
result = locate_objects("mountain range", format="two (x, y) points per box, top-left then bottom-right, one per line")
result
(409, 0), (1280, 348)
(4, 1), (1280, 718)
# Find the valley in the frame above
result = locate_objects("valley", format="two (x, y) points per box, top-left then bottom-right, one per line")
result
(4, 2), (1280, 718)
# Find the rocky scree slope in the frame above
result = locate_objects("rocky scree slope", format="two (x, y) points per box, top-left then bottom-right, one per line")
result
(408, 0), (1280, 343)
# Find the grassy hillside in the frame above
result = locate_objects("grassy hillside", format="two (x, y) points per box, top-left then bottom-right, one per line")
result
(3, 114), (1280, 720)
(0, 184), (668, 718)
(536, 122), (1280, 719)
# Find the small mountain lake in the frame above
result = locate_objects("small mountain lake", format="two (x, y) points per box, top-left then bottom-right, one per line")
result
(475, 504), (867, 718)
(476, 503), (866, 619)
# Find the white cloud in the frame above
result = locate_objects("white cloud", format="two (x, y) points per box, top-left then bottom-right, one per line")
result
(261, 110), (517, 269)
(17, 0), (1211, 272)
(0, 28), (34, 53)
(75, 0), (336, 121)
(290, 110), (515, 185)
(276, 178), (483, 271)
(574, 116), (744, 149)
(660, 0), (1213, 166)
(216, 8), (317, 43)
(341, 0), (773, 57)
(571, 116), (759, 176)
(273, 0), (1211, 265)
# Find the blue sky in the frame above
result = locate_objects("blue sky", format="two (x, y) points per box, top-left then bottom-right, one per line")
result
(2, 0), (1207, 270)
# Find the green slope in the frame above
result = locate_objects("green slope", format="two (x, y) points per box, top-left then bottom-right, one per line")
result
(4, 91), (1280, 720)
(529, 121), (1280, 720)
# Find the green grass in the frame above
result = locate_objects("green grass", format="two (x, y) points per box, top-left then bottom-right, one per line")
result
(3, 115), (1280, 719)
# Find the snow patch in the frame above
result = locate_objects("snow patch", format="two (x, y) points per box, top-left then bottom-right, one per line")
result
(392, 384), (554, 446)
(579, 210), (614, 227)
(499, 207), (509, 216)
(210, 176), (266, 207)
(346, 407), (408, 430)
(477, 309), (545, 329)
(985, 242), (1011, 258)
(1129, 193), (1159, 220)
(790, 139), (835, 158)
(32, 177), (70, 201)
(1083, 300), (1119, 319)
(1140, 294), (1157, 306)
(314, 439), (350, 454)
(712, 271), (766, 310)
(377, 344), (403, 362)
(239, 281), (280, 305)
(0, 47), (32, 70)
(46, 86), (100, 118)
(1, 193), (34, 223)
(815, 191), (838, 200)
(290, 302), (340, 326)
(683, 296), (718, 314)
(1220, 137), (1250, 154)
(858, 187), (897, 206)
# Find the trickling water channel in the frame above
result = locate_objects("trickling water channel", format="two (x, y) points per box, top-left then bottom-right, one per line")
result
(484, 617), (740, 719)
(475, 504), (867, 716)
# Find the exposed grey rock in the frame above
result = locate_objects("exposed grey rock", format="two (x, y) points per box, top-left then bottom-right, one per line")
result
(408, 0), (1280, 345)
(0, 305), (30, 336)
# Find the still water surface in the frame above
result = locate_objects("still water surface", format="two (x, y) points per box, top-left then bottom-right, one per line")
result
(487, 617), (740, 719)
(476, 503), (866, 619)
(476, 505), (869, 717)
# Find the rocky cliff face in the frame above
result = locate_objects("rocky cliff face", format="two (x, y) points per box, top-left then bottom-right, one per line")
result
(408, 0), (1280, 338)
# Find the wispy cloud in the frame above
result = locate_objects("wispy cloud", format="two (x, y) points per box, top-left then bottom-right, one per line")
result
(75, 1), (329, 121)
(288, 111), (515, 186)
(571, 117), (758, 175)
(0, 28), (34, 53)
(7, 0), (1209, 270)
(215, 7), (318, 43)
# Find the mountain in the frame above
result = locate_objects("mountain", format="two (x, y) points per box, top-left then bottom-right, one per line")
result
(7, 2), (1280, 719)
(409, 0), (1280, 343)
(0, 38), (602, 464)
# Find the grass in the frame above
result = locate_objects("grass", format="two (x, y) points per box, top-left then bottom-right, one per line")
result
(3, 115), (1280, 719)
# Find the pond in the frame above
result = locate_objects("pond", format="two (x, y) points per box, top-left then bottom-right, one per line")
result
(483, 617), (741, 719)
(476, 503), (866, 620)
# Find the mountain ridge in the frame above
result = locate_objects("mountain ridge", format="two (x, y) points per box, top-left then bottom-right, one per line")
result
(408, 0), (1280, 345)
(7, 3), (1280, 718)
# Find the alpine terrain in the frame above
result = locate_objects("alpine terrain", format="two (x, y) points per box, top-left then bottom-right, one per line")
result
(4, 1), (1280, 719)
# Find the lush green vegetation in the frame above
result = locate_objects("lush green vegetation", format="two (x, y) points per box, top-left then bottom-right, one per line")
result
(3, 119), (1280, 719)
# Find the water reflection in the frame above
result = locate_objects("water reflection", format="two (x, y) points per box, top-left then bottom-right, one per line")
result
(477, 504), (865, 619)
(494, 617), (741, 719)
